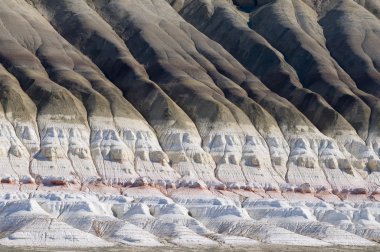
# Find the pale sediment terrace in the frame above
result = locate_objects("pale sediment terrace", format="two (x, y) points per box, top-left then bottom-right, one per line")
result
(0, 187), (378, 248)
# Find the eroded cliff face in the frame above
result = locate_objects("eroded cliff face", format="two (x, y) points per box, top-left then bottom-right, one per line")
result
(0, 0), (376, 193)
(0, 0), (380, 248)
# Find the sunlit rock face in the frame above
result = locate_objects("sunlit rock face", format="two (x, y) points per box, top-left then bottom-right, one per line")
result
(0, 0), (379, 248)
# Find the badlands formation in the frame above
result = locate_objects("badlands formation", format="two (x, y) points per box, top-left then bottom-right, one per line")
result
(0, 0), (379, 248)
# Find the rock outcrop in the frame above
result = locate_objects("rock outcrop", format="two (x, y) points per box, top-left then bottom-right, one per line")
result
(0, 0), (379, 248)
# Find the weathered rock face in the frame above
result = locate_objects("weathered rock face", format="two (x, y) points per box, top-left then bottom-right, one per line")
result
(0, 0), (380, 248)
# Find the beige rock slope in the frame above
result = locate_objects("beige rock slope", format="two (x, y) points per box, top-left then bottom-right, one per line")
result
(174, 0), (380, 188)
(0, 0), (379, 248)
(0, 0), (377, 193)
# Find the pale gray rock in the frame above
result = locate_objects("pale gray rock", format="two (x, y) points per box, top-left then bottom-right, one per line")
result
(0, 0), (378, 248)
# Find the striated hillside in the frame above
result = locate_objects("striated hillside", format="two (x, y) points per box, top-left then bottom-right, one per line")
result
(0, 0), (380, 248)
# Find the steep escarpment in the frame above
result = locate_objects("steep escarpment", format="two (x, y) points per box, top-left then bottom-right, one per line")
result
(174, 0), (380, 187)
(0, 0), (379, 248)
(0, 0), (377, 197)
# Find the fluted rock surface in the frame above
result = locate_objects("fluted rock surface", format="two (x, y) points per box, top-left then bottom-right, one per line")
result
(0, 0), (379, 248)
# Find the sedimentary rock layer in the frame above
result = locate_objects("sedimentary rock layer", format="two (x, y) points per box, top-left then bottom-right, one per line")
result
(0, 0), (379, 248)
(0, 188), (378, 247)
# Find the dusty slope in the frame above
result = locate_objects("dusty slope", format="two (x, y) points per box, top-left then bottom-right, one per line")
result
(0, 0), (379, 248)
